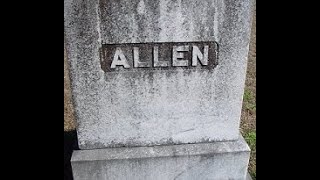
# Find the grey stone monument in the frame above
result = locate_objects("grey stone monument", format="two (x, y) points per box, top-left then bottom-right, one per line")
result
(64, 0), (254, 179)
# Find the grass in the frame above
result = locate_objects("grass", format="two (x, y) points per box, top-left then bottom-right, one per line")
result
(240, 5), (256, 179)
(244, 130), (256, 179)
(241, 87), (256, 180)
(243, 89), (256, 114)
(241, 88), (256, 179)
(244, 131), (256, 151)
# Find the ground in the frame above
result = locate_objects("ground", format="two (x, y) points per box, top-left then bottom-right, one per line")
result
(241, 5), (256, 179)
(64, 6), (256, 179)
(64, 46), (76, 131)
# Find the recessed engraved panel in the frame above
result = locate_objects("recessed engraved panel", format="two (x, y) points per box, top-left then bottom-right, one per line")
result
(100, 41), (218, 72)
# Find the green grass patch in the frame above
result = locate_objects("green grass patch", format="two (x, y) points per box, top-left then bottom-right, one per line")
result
(243, 89), (253, 102)
(243, 89), (256, 113)
(243, 130), (256, 179)
(244, 131), (256, 151)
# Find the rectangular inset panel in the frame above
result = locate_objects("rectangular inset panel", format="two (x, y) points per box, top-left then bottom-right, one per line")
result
(100, 41), (218, 72)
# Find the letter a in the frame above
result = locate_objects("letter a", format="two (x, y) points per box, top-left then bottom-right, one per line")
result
(111, 47), (130, 68)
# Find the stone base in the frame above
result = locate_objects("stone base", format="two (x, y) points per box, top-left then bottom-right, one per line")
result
(71, 135), (250, 180)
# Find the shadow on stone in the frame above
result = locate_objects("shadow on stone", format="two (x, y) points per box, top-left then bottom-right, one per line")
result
(64, 130), (79, 180)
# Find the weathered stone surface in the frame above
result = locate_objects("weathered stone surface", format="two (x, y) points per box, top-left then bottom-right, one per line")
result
(64, 0), (254, 149)
(71, 135), (250, 180)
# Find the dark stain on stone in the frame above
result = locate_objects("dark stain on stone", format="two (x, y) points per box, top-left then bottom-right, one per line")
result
(99, 47), (107, 73)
